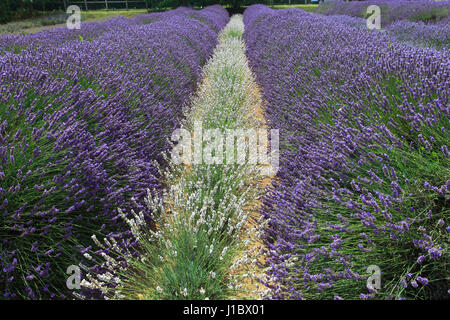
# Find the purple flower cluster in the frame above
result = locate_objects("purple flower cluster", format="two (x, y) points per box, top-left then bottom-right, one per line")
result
(0, 6), (228, 54)
(0, 5), (228, 299)
(244, 5), (449, 300)
(325, 14), (449, 50)
(386, 20), (450, 50)
(318, 0), (449, 26)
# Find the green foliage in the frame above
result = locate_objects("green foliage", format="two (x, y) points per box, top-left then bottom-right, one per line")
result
(271, 4), (318, 13)
(113, 164), (250, 300)
(307, 75), (450, 300)
(0, 87), (112, 299)
(410, 7), (449, 23)
(0, 0), (12, 24)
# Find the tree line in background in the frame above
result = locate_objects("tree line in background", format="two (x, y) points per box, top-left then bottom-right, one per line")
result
(0, 0), (323, 24)
(0, 0), (65, 23)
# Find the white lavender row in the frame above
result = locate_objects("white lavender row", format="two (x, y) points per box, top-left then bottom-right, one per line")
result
(81, 14), (270, 300)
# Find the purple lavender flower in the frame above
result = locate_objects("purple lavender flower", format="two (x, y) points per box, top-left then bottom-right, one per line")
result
(0, 5), (229, 299)
(244, 3), (449, 300)
(417, 255), (425, 265)
(416, 276), (429, 286)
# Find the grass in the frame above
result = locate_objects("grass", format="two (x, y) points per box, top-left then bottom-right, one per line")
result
(270, 4), (318, 13)
(0, 9), (152, 34)
(81, 9), (149, 20)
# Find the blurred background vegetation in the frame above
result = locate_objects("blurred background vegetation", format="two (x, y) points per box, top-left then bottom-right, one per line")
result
(0, 0), (321, 24)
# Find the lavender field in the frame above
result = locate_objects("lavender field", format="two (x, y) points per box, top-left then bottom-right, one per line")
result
(0, 0), (449, 302)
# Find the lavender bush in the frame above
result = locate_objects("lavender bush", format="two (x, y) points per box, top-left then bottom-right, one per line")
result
(0, 6), (228, 55)
(317, 0), (450, 26)
(324, 14), (450, 51)
(386, 20), (450, 50)
(244, 5), (449, 300)
(0, 5), (229, 299)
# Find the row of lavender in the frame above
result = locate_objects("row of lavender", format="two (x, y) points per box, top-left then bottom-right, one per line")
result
(326, 14), (449, 51)
(0, 5), (229, 299)
(318, 0), (449, 25)
(0, 6), (227, 54)
(244, 5), (449, 300)
(319, 1), (450, 51)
